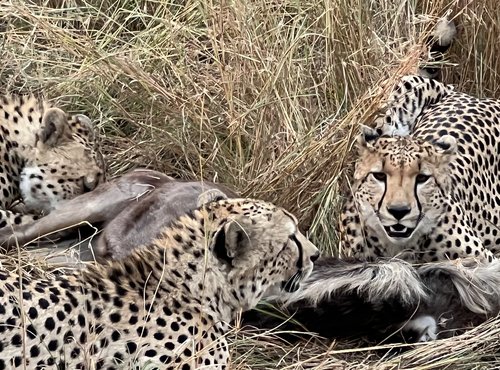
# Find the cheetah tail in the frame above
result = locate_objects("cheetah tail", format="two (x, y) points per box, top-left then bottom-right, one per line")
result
(418, 16), (458, 80)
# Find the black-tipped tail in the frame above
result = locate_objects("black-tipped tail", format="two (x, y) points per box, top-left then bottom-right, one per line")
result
(419, 17), (458, 80)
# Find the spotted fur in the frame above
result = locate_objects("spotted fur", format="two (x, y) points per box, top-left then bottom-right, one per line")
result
(0, 198), (319, 369)
(341, 75), (500, 263)
(0, 95), (105, 231)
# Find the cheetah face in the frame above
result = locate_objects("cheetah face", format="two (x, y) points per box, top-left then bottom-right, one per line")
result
(211, 200), (320, 308)
(352, 127), (456, 248)
(275, 214), (320, 294)
(19, 108), (106, 214)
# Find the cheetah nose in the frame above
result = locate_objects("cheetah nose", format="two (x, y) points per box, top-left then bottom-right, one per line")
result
(387, 205), (411, 220)
(310, 251), (320, 263)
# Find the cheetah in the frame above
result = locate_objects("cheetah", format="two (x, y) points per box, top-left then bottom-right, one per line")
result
(0, 95), (105, 230)
(0, 197), (320, 369)
(340, 75), (500, 263)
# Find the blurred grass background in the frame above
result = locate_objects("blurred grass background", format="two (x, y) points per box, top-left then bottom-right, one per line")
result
(1, 0), (500, 367)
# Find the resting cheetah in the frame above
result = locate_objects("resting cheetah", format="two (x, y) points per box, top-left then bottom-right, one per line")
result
(341, 75), (500, 263)
(0, 197), (319, 369)
(0, 95), (105, 230)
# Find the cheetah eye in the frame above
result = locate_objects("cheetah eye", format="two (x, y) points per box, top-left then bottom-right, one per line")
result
(371, 172), (387, 182)
(416, 174), (431, 184)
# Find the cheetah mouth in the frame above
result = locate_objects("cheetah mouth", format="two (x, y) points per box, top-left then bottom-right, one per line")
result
(384, 224), (415, 238)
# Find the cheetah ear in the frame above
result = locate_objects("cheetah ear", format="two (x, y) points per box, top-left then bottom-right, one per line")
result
(75, 113), (92, 127)
(212, 221), (251, 266)
(40, 107), (72, 147)
(433, 134), (457, 155)
(74, 114), (96, 141)
(82, 172), (101, 192)
(197, 189), (228, 207)
(357, 125), (380, 152)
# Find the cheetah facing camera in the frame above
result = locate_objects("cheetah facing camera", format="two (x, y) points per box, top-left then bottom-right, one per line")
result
(0, 198), (319, 369)
(340, 75), (500, 263)
(0, 95), (105, 230)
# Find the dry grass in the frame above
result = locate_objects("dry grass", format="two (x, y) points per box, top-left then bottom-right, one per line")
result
(1, 0), (500, 368)
(230, 316), (500, 369)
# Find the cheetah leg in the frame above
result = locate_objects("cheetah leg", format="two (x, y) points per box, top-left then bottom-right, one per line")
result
(0, 209), (40, 230)
(338, 197), (379, 261)
(0, 169), (172, 250)
(419, 203), (496, 263)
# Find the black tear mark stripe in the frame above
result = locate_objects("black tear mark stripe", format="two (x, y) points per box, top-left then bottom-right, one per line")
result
(377, 178), (387, 213)
(374, 158), (387, 213)
(415, 162), (422, 213)
(414, 180), (422, 214)
(290, 234), (303, 269)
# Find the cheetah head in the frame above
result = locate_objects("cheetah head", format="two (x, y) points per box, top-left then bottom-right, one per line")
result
(207, 199), (320, 310)
(352, 126), (456, 250)
(19, 107), (106, 214)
